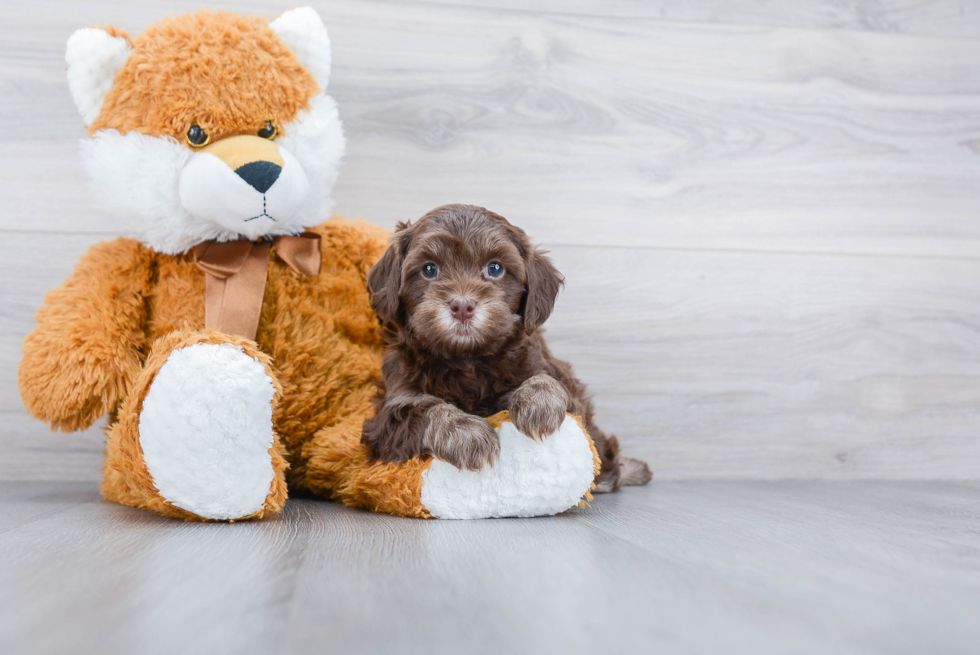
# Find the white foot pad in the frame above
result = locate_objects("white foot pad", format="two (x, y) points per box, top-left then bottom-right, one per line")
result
(420, 415), (596, 519)
(139, 343), (277, 520)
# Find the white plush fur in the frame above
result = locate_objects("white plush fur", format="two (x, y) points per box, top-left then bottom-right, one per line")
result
(420, 416), (597, 519)
(276, 94), (345, 227)
(139, 343), (277, 520)
(65, 28), (131, 125)
(80, 93), (345, 254)
(270, 7), (332, 90)
(178, 147), (310, 241)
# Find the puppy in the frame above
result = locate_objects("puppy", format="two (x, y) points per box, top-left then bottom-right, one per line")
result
(362, 204), (651, 492)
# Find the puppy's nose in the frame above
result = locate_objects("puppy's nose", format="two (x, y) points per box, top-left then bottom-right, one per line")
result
(235, 160), (282, 194)
(450, 297), (477, 321)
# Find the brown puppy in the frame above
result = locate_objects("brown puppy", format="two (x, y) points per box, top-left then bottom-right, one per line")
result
(362, 204), (651, 492)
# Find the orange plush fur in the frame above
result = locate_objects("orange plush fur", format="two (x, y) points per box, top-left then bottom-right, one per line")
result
(19, 218), (427, 518)
(19, 10), (437, 520)
(90, 11), (319, 142)
(22, 9), (600, 520)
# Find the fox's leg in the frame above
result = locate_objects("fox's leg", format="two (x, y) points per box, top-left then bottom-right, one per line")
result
(101, 329), (288, 521)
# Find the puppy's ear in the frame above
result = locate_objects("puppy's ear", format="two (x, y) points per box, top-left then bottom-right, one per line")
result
(368, 221), (414, 324)
(521, 247), (564, 331)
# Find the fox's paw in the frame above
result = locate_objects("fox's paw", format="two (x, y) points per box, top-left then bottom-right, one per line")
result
(139, 342), (279, 520)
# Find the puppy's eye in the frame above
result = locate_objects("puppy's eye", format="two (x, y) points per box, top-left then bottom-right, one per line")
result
(186, 124), (210, 148)
(421, 263), (440, 279)
(257, 122), (277, 139)
(486, 262), (504, 278)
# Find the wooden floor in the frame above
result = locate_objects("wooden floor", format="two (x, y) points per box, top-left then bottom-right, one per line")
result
(2, 1), (979, 653)
(2, 481), (979, 655)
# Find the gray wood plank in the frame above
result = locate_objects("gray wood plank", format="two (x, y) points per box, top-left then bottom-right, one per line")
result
(0, 413), (105, 483)
(1, 481), (978, 655)
(2, 1), (979, 258)
(545, 244), (980, 479)
(414, 0), (980, 39)
(6, 232), (979, 481)
(3, 0), (980, 41)
(7, 233), (980, 479)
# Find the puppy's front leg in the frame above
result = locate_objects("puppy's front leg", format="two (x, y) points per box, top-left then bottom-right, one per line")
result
(507, 374), (570, 440)
(423, 402), (500, 471)
(362, 394), (500, 471)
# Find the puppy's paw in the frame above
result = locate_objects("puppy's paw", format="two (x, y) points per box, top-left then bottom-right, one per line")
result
(508, 374), (570, 440)
(425, 405), (500, 471)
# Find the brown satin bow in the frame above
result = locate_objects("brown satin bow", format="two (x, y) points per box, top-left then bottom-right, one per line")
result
(193, 231), (322, 340)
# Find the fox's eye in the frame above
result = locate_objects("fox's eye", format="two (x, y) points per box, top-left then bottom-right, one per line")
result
(257, 122), (277, 139)
(421, 263), (440, 279)
(486, 262), (504, 278)
(186, 124), (209, 148)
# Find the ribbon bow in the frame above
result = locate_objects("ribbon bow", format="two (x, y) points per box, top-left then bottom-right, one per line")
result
(193, 231), (322, 340)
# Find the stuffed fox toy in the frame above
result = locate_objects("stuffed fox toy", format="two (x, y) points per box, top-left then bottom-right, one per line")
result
(18, 8), (599, 521)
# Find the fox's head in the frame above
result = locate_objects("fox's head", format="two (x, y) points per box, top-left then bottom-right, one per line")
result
(66, 7), (344, 254)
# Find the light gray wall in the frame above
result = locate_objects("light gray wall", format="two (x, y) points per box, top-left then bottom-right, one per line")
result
(2, 0), (978, 481)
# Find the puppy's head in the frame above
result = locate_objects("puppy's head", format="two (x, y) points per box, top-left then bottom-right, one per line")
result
(368, 204), (563, 356)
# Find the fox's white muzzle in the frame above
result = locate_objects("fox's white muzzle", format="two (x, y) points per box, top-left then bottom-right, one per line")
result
(178, 135), (310, 241)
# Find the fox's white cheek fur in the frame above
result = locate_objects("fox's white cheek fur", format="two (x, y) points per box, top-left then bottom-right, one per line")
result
(80, 92), (345, 255)
(277, 94), (345, 226)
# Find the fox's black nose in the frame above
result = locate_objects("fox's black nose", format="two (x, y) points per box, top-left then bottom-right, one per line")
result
(235, 160), (281, 194)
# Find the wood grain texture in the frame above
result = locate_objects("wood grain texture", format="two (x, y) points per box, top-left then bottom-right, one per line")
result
(2, 1), (980, 257)
(1, 1), (979, 481)
(6, 233), (979, 481)
(414, 0), (980, 39)
(2, 481), (979, 654)
(546, 244), (980, 479)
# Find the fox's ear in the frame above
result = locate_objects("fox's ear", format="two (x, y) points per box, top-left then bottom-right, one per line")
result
(270, 7), (332, 91)
(66, 27), (131, 126)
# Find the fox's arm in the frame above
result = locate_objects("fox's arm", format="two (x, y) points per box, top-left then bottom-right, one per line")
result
(19, 238), (152, 432)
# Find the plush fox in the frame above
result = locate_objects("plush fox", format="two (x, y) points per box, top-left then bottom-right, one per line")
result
(19, 8), (599, 521)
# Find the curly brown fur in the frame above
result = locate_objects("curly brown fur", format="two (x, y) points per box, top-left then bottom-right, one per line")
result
(362, 204), (651, 491)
